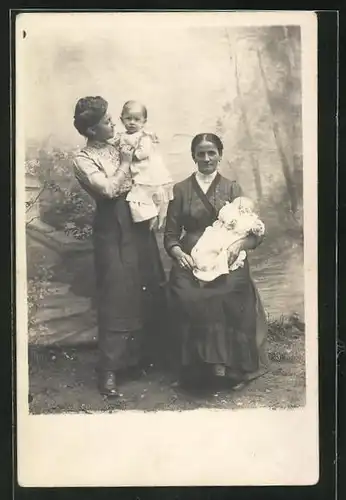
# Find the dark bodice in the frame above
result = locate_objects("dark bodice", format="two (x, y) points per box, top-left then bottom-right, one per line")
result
(164, 173), (243, 255)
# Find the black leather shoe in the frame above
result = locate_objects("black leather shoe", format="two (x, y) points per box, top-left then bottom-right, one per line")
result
(98, 371), (120, 397)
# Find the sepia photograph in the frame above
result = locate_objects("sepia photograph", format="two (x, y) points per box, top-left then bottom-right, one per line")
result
(16, 11), (318, 487)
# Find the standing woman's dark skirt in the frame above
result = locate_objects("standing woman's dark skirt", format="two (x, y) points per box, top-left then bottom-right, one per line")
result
(93, 194), (166, 371)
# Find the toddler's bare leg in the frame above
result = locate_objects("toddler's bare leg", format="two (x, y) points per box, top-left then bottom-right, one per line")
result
(149, 216), (159, 231)
(157, 202), (169, 229)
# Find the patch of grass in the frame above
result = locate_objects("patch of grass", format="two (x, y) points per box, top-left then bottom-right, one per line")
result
(267, 313), (305, 365)
(267, 312), (304, 340)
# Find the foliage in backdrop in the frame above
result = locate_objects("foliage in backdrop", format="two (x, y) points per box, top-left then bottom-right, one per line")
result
(25, 148), (94, 328)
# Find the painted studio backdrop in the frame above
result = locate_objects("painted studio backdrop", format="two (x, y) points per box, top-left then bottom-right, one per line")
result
(23, 19), (305, 412)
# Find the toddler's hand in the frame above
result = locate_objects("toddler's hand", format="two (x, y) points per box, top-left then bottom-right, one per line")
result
(120, 134), (138, 147)
(119, 144), (134, 164)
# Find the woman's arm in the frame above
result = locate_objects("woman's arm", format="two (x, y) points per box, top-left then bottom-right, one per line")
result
(242, 232), (264, 250)
(227, 232), (264, 266)
(164, 185), (195, 271)
(74, 147), (132, 199)
(164, 184), (184, 256)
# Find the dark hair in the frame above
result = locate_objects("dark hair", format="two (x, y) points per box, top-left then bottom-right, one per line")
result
(121, 100), (148, 120)
(73, 96), (108, 137)
(191, 133), (223, 158)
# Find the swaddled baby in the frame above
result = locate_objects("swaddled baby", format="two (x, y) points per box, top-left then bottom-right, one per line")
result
(191, 196), (265, 282)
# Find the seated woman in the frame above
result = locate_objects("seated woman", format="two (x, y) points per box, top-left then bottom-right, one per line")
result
(164, 133), (269, 389)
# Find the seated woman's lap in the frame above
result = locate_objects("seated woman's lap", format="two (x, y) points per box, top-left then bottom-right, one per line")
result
(170, 259), (252, 301)
(169, 259), (256, 333)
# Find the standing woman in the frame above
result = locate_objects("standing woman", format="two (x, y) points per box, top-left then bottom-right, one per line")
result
(73, 96), (166, 396)
(164, 133), (269, 390)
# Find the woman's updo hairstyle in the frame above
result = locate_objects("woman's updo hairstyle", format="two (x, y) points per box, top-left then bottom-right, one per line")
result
(190, 133), (224, 159)
(73, 96), (108, 137)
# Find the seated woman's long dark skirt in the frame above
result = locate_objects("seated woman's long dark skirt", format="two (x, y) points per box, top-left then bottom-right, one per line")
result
(168, 258), (268, 381)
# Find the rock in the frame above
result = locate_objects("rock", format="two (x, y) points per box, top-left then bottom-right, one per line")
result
(42, 282), (71, 296)
(34, 297), (91, 324)
(56, 326), (98, 346)
(40, 293), (89, 309)
(27, 219), (93, 254)
(26, 219), (56, 234)
(30, 311), (96, 344)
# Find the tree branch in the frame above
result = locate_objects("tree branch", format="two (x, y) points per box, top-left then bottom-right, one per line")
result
(25, 184), (47, 213)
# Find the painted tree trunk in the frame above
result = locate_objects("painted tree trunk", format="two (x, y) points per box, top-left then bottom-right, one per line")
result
(257, 48), (298, 215)
(226, 29), (263, 202)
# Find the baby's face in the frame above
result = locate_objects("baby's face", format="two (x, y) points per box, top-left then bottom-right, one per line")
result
(223, 219), (237, 230)
(218, 203), (238, 228)
(233, 197), (254, 213)
(218, 197), (255, 228)
(121, 107), (146, 134)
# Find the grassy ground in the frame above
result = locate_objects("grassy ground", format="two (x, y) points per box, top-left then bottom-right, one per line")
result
(28, 317), (305, 413)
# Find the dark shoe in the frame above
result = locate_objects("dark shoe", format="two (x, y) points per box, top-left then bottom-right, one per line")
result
(174, 367), (210, 393)
(98, 371), (120, 397)
(232, 381), (247, 391)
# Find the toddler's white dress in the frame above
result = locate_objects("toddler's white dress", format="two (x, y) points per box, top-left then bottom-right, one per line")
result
(115, 131), (173, 225)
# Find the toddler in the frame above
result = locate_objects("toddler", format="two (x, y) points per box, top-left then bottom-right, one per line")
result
(115, 100), (173, 228)
(191, 196), (265, 282)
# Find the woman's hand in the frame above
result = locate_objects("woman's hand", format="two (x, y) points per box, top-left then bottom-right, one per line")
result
(178, 253), (195, 271)
(171, 246), (195, 271)
(119, 144), (134, 165)
(227, 239), (243, 267)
